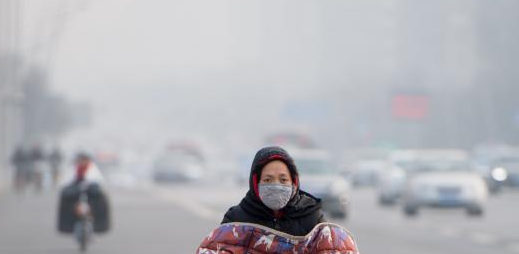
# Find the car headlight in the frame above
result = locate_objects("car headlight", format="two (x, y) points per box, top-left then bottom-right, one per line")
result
(491, 167), (508, 182)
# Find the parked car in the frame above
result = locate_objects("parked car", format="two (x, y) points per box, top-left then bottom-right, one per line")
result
(292, 149), (350, 219)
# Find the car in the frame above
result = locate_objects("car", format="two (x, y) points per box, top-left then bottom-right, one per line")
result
(291, 149), (350, 219)
(378, 150), (423, 205)
(350, 160), (387, 187)
(152, 143), (206, 183)
(378, 149), (471, 205)
(471, 146), (519, 193)
(473, 162), (508, 194)
(377, 165), (406, 205)
(489, 156), (519, 187)
(263, 131), (317, 149)
(402, 151), (488, 217)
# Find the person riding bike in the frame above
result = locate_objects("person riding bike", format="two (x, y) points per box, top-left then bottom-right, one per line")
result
(197, 146), (359, 253)
(58, 152), (111, 250)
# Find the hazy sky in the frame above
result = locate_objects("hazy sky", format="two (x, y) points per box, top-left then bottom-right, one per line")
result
(53, 1), (240, 98)
(16, 1), (445, 149)
(24, 0), (326, 148)
(20, 0), (515, 150)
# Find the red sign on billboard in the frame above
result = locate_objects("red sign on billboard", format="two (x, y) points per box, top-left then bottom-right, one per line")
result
(391, 94), (429, 120)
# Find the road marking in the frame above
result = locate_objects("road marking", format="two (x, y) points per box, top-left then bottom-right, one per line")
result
(467, 232), (499, 245)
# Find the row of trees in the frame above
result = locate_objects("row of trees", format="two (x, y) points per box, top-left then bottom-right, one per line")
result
(1, 54), (91, 171)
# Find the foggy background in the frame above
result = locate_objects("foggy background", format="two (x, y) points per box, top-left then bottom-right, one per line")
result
(1, 1), (519, 254)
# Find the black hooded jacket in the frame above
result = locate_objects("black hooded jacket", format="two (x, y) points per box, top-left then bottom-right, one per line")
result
(221, 146), (325, 236)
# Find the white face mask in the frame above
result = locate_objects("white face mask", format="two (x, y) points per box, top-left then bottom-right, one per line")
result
(258, 183), (293, 211)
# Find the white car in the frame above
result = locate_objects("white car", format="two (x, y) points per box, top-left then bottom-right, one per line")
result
(378, 150), (425, 205)
(153, 145), (206, 183)
(378, 165), (406, 205)
(378, 149), (472, 206)
(292, 149), (351, 219)
(350, 160), (387, 187)
(403, 157), (488, 216)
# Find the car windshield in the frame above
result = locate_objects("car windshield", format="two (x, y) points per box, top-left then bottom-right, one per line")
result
(295, 158), (336, 175)
(494, 156), (519, 164)
(394, 161), (422, 172)
(396, 159), (469, 173)
(493, 157), (519, 172)
(422, 160), (470, 172)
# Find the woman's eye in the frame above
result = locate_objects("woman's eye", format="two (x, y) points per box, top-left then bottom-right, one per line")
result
(264, 179), (271, 183)
(281, 179), (288, 183)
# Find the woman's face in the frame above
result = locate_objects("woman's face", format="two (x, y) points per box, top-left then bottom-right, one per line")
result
(260, 160), (292, 185)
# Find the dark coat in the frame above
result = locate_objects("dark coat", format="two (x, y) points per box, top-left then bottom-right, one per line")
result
(58, 183), (111, 233)
(221, 145), (326, 236)
(222, 189), (325, 236)
(222, 146), (325, 236)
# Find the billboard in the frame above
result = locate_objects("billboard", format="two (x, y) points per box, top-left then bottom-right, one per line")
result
(391, 94), (429, 120)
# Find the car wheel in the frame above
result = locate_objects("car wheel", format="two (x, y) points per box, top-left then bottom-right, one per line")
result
(488, 183), (500, 194)
(467, 205), (484, 216)
(379, 196), (395, 206)
(404, 205), (418, 217)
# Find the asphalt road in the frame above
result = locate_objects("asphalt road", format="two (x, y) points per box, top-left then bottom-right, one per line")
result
(1, 181), (518, 254)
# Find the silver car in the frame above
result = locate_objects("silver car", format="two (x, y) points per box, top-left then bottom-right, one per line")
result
(378, 149), (474, 206)
(403, 152), (488, 216)
(378, 150), (424, 205)
(153, 146), (206, 183)
(292, 149), (351, 219)
(350, 160), (387, 187)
